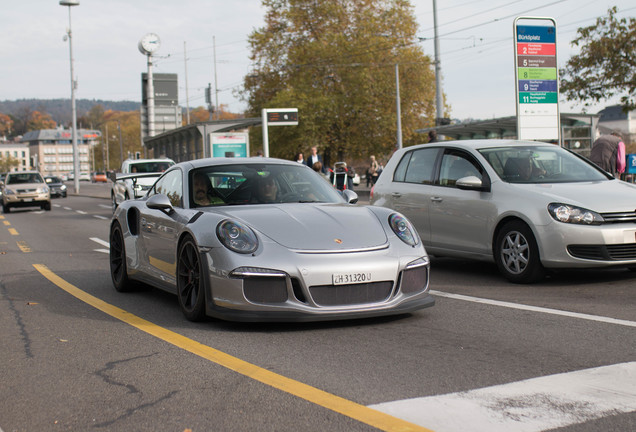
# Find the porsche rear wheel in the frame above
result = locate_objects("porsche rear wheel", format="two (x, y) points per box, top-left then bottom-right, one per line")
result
(177, 236), (207, 321)
(494, 220), (545, 284)
(110, 222), (134, 292)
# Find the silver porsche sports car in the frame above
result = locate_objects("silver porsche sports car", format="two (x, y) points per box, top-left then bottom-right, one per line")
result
(109, 157), (434, 322)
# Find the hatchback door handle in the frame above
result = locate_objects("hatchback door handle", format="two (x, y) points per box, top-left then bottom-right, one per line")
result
(391, 192), (402, 198)
(430, 197), (443, 202)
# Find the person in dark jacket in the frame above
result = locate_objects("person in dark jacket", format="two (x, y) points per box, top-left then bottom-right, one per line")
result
(590, 134), (626, 177)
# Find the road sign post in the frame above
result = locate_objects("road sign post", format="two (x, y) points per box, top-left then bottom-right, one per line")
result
(261, 108), (299, 157)
(514, 17), (559, 142)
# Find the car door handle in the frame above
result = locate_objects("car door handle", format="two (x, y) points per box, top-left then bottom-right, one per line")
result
(391, 192), (402, 198)
(430, 197), (443, 203)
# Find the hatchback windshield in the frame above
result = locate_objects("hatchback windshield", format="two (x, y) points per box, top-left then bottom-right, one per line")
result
(479, 146), (610, 184)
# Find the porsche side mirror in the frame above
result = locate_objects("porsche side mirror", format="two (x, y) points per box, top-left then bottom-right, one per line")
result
(146, 194), (174, 214)
(342, 189), (358, 204)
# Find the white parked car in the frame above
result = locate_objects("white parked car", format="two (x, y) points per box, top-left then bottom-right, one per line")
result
(110, 158), (175, 211)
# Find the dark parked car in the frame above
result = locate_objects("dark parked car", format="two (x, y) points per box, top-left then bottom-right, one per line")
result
(44, 176), (68, 198)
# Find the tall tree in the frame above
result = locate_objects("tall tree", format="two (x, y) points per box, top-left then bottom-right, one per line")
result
(241, 0), (435, 163)
(560, 7), (636, 112)
(26, 111), (56, 131)
(0, 113), (13, 137)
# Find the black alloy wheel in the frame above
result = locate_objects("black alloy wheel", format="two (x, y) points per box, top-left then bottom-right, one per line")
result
(177, 236), (207, 321)
(110, 222), (134, 292)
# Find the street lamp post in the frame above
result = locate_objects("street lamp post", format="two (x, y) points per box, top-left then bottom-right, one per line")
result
(60, 0), (80, 194)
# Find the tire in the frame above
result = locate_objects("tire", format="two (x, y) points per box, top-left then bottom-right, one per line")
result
(494, 220), (545, 283)
(43, 202), (51, 211)
(177, 236), (207, 321)
(2, 203), (9, 214)
(109, 222), (134, 292)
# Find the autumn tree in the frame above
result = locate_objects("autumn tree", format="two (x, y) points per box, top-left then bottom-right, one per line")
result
(0, 154), (20, 172)
(560, 7), (636, 112)
(26, 111), (56, 131)
(0, 113), (13, 137)
(241, 0), (435, 163)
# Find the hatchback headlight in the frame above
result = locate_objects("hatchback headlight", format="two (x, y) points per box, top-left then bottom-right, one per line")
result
(216, 219), (259, 254)
(389, 213), (420, 246)
(547, 203), (604, 225)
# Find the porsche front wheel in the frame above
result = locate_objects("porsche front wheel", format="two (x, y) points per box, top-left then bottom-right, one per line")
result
(177, 236), (207, 321)
(110, 222), (134, 292)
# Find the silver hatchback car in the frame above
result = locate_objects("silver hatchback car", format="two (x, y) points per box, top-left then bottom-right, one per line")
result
(371, 140), (636, 283)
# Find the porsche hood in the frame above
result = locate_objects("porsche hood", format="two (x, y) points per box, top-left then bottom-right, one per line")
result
(220, 204), (388, 251)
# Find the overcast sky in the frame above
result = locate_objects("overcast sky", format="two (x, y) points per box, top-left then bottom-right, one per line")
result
(1, 0), (634, 120)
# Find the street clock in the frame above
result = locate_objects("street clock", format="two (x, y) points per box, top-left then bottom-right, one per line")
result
(138, 33), (161, 55)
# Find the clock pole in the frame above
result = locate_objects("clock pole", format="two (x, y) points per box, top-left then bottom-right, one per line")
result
(60, 0), (81, 194)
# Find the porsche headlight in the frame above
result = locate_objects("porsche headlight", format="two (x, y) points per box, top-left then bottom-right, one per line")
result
(547, 203), (604, 225)
(216, 219), (258, 254)
(389, 213), (420, 246)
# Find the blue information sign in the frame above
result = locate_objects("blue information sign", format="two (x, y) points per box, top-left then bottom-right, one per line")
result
(516, 25), (556, 43)
(627, 154), (636, 174)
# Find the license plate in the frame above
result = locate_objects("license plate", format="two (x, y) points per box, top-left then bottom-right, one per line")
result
(624, 230), (636, 243)
(23, 198), (33, 202)
(332, 272), (372, 285)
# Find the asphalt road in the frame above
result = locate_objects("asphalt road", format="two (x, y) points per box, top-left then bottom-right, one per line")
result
(0, 187), (634, 432)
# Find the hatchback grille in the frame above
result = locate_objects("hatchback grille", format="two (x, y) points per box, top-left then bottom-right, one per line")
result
(309, 281), (393, 306)
(600, 211), (636, 223)
(568, 244), (636, 261)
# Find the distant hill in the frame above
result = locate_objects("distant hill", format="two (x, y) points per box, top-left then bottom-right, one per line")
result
(0, 99), (140, 125)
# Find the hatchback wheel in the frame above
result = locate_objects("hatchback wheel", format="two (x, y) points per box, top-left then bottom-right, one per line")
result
(110, 222), (134, 292)
(177, 236), (207, 321)
(495, 220), (544, 283)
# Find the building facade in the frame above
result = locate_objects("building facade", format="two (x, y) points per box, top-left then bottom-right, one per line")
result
(21, 128), (101, 177)
(0, 141), (30, 171)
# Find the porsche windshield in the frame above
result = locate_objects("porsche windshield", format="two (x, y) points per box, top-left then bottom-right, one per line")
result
(479, 146), (611, 184)
(190, 163), (344, 206)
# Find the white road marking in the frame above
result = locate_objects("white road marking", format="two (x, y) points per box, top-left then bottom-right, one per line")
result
(93, 215), (108, 220)
(98, 204), (112, 209)
(430, 290), (636, 328)
(370, 362), (636, 432)
(76, 210), (87, 215)
(94, 249), (109, 254)
(90, 237), (109, 248)
(63, 206), (72, 211)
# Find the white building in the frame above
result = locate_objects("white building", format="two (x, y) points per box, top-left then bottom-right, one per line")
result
(0, 141), (30, 171)
(20, 127), (101, 177)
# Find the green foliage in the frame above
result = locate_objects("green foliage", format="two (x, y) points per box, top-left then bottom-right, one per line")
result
(560, 7), (636, 112)
(0, 154), (20, 172)
(241, 0), (436, 163)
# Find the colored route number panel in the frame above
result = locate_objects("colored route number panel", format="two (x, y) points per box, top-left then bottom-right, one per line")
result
(515, 18), (559, 140)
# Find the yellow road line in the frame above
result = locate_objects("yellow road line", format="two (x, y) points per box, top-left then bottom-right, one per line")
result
(3, 220), (9, 226)
(17, 241), (32, 253)
(8, 228), (19, 235)
(33, 264), (433, 432)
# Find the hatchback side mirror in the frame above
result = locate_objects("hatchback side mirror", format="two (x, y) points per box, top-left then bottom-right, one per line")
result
(456, 176), (489, 192)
